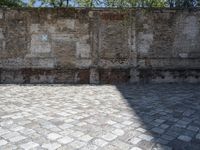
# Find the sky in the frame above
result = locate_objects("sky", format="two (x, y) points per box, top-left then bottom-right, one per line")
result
(23, 0), (41, 7)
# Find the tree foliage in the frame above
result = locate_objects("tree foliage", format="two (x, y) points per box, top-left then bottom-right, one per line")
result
(51, 0), (198, 8)
(0, 0), (199, 8)
(0, 0), (25, 7)
(29, 0), (71, 7)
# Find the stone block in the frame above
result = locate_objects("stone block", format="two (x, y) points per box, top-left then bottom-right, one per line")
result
(76, 59), (91, 68)
(57, 19), (75, 31)
(30, 34), (51, 54)
(76, 42), (91, 59)
(0, 69), (25, 84)
(28, 58), (55, 68)
(30, 24), (40, 33)
(137, 32), (153, 54)
(74, 69), (90, 84)
(90, 68), (99, 84)
(0, 11), (3, 19)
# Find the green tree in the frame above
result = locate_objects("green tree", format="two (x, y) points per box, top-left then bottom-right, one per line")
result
(76, 0), (166, 7)
(166, 0), (196, 8)
(139, 0), (166, 7)
(27, 0), (200, 8)
(104, 0), (134, 7)
(75, 0), (104, 7)
(30, 0), (71, 7)
(0, 0), (25, 7)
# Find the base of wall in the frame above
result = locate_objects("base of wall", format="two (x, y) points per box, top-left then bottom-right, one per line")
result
(138, 68), (200, 83)
(0, 68), (200, 84)
(0, 68), (90, 84)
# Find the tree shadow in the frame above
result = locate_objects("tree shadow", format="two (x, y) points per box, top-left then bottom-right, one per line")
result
(116, 83), (200, 150)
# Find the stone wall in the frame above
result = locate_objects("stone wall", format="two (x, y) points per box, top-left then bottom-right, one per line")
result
(0, 8), (200, 84)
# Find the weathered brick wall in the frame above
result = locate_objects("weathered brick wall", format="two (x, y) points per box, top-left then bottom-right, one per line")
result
(0, 8), (200, 83)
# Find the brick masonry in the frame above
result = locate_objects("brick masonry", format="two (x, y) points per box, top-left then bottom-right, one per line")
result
(0, 8), (200, 83)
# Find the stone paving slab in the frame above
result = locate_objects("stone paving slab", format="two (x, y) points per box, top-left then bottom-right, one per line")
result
(0, 84), (200, 150)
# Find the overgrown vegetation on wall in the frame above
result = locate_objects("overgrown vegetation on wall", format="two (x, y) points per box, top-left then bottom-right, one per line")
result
(1, 0), (200, 8)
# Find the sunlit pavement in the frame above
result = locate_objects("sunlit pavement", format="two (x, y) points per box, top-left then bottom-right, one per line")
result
(0, 84), (200, 150)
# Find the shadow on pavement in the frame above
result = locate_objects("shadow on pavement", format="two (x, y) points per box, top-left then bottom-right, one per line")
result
(116, 83), (200, 150)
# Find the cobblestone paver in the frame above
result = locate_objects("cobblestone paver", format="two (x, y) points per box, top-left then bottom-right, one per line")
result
(0, 84), (200, 150)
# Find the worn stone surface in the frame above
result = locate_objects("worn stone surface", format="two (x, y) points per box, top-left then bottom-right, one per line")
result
(0, 8), (200, 83)
(0, 84), (199, 149)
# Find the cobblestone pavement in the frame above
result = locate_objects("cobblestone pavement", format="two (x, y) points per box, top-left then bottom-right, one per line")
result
(0, 84), (200, 150)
